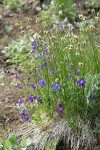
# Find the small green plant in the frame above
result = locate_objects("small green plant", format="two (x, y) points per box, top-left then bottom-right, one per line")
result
(38, 0), (77, 26)
(3, 35), (31, 65)
(5, 25), (13, 33)
(85, 0), (100, 8)
(4, 0), (20, 10)
(4, 0), (28, 12)
(38, 7), (59, 26)
(0, 133), (32, 150)
(54, 0), (77, 21)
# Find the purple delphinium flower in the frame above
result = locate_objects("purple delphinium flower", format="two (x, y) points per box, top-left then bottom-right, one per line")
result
(21, 109), (26, 116)
(74, 21), (77, 27)
(18, 70), (22, 74)
(55, 69), (60, 73)
(15, 84), (21, 89)
(77, 78), (86, 87)
(15, 74), (19, 80)
(45, 48), (48, 54)
(31, 48), (35, 54)
(52, 82), (61, 91)
(36, 67), (40, 72)
(92, 94), (97, 100)
(49, 69), (60, 75)
(59, 25), (63, 30)
(32, 41), (37, 48)
(28, 147), (33, 150)
(20, 109), (29, 121)
(41, 61), (47, 68)
(68, 73), (73, 80)
(76, 69), (80, 76)
(48, 70), (54, 74)
(27, 76), (31, 82)
(18, 98), (23, 107)
(14, 67), (17, 71)
(45, 48), (48, 51)
(41, 51), (44, 56)
(24, 114), (29, 121)
(43, 52), (47, 57)
(38, 78), (46, 86)
(30, 84), (36, 90)
(41, 51), (47, 57)
(28, 95), (36, 102)
(35, 54), (39, 59)
(58, 102), (62, 107)
(37, 97), (43, 104)
(40, 44), (42, 46)
(58, 107), (64, 114)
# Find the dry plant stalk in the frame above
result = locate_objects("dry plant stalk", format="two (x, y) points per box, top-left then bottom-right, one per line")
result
(17, 117), (96, 150)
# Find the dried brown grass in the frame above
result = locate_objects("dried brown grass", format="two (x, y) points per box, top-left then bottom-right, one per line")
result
(17, 117), (96, 150)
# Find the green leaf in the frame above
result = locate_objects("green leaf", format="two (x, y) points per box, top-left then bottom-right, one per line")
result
(20, 148), (26, 150)
(5, 139), (12, 148)
(20, 134), (27, 146)
(25, 138), (32, 147)
(9, 136), (17, 145)
(0, 144), (3, 149)
(0, 137), (3, 143)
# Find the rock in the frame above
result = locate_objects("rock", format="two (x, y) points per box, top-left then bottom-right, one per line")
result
(36, 6), (42, 12)
(9, 13), (17, 17)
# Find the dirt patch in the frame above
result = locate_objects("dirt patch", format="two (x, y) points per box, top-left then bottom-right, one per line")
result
(0, 13), (42, 49)
(0, 75), (23, 139)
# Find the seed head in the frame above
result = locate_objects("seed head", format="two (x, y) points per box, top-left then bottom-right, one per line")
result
(15, 23), (19, 27)
(52, 36), (56, 39)
(97, 46), (100, 49)
(91, 9), (95, 13)
(78, 62), (83, 67)
(27, 25), (31, 29)
(63, 47), (68, 51)
(28, 18), (32, 22)
(83, 41), (86, 45)
(79, 14), (87, 20)
(36, 17), (39, 23)
(95, 16), (100, 22)
(20, 26), (23, 30)
(21, 31), (25, 34)
(42, 22), (47, 28)
(44, 31), (48, 34)
(61, 37), (66, 42)
(59, 10), (63, 16)
(88, 25), (95, 30)
(75, 52), (80, 56)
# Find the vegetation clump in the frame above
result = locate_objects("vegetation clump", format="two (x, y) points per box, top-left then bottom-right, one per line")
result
(0, 0), (100, 149)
